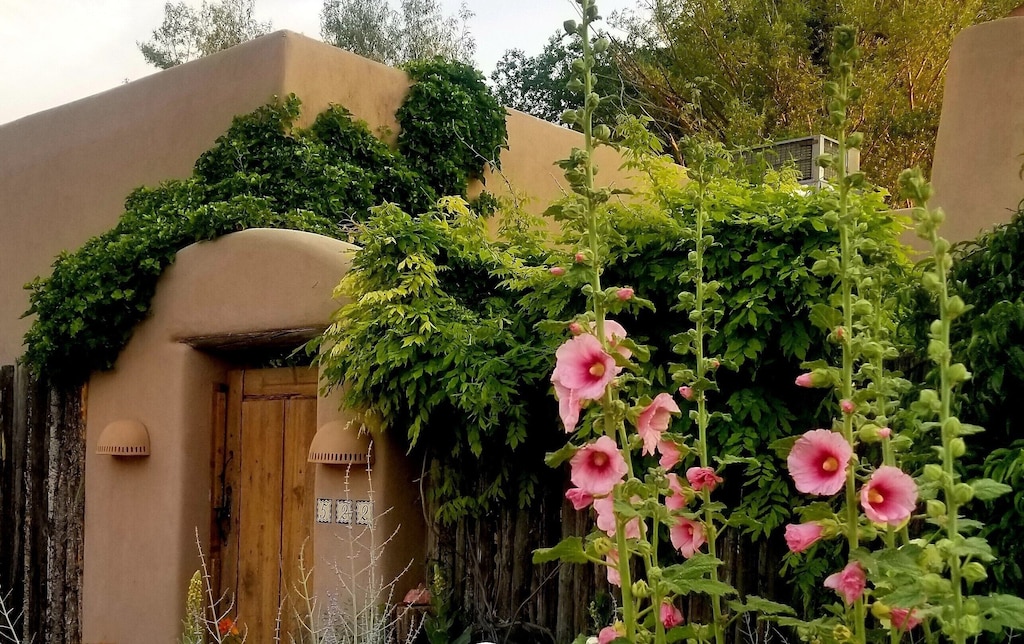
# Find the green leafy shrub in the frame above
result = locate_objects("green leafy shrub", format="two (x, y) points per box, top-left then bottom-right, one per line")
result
(23, 59), (509, 383)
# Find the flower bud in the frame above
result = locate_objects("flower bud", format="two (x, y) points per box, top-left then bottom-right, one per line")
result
(575, 252), (586, 263)
(870, 602), (891, 620)
(795, 370), (831, 388)
(953, 482), (974, 505)
(678, 386), (695, 401)
(594, 124), (612, 141)
(592, 537), (613, 556)
(858, 424), (883, 442)
(923, 464), (944, 482)
(561, 109), (578, 124)
(962, 562), (987, 584)
(568, 322), (583, 336)
(832, 625), (853, 642)
(840, 399), (856, 415)
(878, 427), (892, 439)
(549, 266), (566, 276)
(926, 499), (946, 518)
(593, 37), (611, 53)
(950, 437), (966, 458)
(631, 579), (651, 599)
(617, 287), (634, 301)
(563, 19), (578, 34)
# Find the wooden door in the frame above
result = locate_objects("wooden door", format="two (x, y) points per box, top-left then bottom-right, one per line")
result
(211, 367), (318, 642)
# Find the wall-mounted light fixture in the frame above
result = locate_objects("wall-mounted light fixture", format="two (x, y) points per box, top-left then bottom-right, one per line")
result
(308, 420), (373, 465)
(96, 419), (151, 456)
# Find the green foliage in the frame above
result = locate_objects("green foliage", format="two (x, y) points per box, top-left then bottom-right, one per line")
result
(943, 201), (1024, 596)
(138, 0), (271, 69)
(610, 0), (1018, 195)
(315, 199), (560, 522)
(23, 61), (509, 384)
(320, 0), (475, 66)
(398, 59), (508, 197)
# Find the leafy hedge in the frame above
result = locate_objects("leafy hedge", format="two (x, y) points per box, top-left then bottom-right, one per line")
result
(948, 199), (1024, 594)
(23, 59), (508, 383)
(316, 167), (911, 529)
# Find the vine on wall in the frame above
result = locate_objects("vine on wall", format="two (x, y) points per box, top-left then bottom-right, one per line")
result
(22, 60), (508, 384)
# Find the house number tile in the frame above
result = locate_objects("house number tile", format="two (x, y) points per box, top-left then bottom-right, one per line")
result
(315, 498), (332, 524)
(336, 499), (353, 524)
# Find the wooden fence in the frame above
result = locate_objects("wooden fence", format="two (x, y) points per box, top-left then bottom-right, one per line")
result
(0, 365), (85, 644)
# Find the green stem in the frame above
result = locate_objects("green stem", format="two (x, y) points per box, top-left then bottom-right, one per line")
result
(836, 78), (867, 644)
(694, 181), (725, 644)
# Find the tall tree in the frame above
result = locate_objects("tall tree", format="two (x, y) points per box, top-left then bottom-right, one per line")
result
(614, 0), (1019, 193)
(491, 29), (628, 126)
(320, 0), (475, 66)
(138, 0), (272, 69)
(497, 0), (1018, 194)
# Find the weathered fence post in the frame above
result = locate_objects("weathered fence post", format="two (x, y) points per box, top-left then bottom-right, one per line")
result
(0, 365), (85, 643)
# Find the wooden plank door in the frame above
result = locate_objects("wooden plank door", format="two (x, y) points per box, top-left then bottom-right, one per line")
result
(212, 367), (318, 642)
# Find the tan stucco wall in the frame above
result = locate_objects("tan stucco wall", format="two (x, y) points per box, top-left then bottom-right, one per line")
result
(82, 229), (421, 643)
(930, 16), (1024, 244)
(0, 29), (633, 366)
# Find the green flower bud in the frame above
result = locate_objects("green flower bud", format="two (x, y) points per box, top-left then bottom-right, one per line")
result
(923, 464), (944, 482)
(919, 544), (944, 572)
(953, 482), (974, 505)
(563, 19), (578, 34)
(946, 363), (971, 384)
(593, 37), (610, 53)
(922, 271), (941, 293)
(852, 299), (873, 316)
(950, 437), (966, 458)
(832, 625), (853, 642)
(962, 614), (981, 636)
(566, 78), (584, 93)
(631, 579), (651, 598)
(561, 109), (578, 124)
(962, 562), (987, 584)
(926, 499), (946, 518)
(571, 58), (587, 74)
(964, 598), (980, 615)
(593, 537), (613, 556)
(921, 573), (951, 594)
(847, 132), (864, 148)
(593, 124), (611, 141)
(870, 601), (891, 620)
(946, 296), (967, 319)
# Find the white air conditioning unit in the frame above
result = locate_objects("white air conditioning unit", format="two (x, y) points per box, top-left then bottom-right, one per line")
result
(741, 135), (860, 188)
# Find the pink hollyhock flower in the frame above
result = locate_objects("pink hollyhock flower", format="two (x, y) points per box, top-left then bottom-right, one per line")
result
(602, 319), (631, 359)
(787, 429), (853, 495)
(636, 393), (680, 455)
(686, 466), (723, 493)
(598, 624), (624, 644)
(840, 399), (856, 415)
(570, 436), (627, 496)
(568, 321), (584, 335)
(660, 602), (685, 629)
(860, 466), (918, 526)
(605, 549), (620, 587)
(594, 495), (640, 539)
(784, 522), (824, 553)
(552, 379), (581, 433)
(565, 487), (593, 510)
(890, 607), (922, 631)
(553, 334), (619, 400)
(795, 372), (815, 387)
(824, 561), (866, 605)
(678, 385), (695, 401)
(878, 427), (892, 438)
(549, 266), (566, 276)
(665, 473), (688, 510)
(658, 439), (681, 470)
(670, 517), (706, 558)
(617, 287), (634, 301)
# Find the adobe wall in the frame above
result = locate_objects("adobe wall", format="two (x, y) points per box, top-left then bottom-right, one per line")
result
(930, 16), (1024, 243)
(0, 30), (631, 366)
(82, 229), (423, 643)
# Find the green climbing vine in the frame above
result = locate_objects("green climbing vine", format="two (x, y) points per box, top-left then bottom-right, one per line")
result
(22, 60), (508, 384)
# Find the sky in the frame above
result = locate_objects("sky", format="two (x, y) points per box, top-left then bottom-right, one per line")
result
(0, 0), (637, 126)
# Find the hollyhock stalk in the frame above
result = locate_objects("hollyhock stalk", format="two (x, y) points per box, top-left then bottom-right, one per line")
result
(691, 175), (726, 644)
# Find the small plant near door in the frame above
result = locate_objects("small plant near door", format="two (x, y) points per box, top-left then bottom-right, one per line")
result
(179, 530), (248, 644)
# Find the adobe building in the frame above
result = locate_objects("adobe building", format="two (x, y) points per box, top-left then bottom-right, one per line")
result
(0, 31), (632, 643)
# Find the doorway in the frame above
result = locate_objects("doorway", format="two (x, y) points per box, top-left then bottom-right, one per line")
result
(211, 367), (318, 641)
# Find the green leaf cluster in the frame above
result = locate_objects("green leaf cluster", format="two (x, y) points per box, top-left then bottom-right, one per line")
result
(23, 60), (509, 383)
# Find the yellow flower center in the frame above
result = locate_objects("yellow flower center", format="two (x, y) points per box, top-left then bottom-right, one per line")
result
(592, 452), (607, 467)
(822, 456), (839, 472)
(589, 362), (606, 377)
(868, 489), (884, 504)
